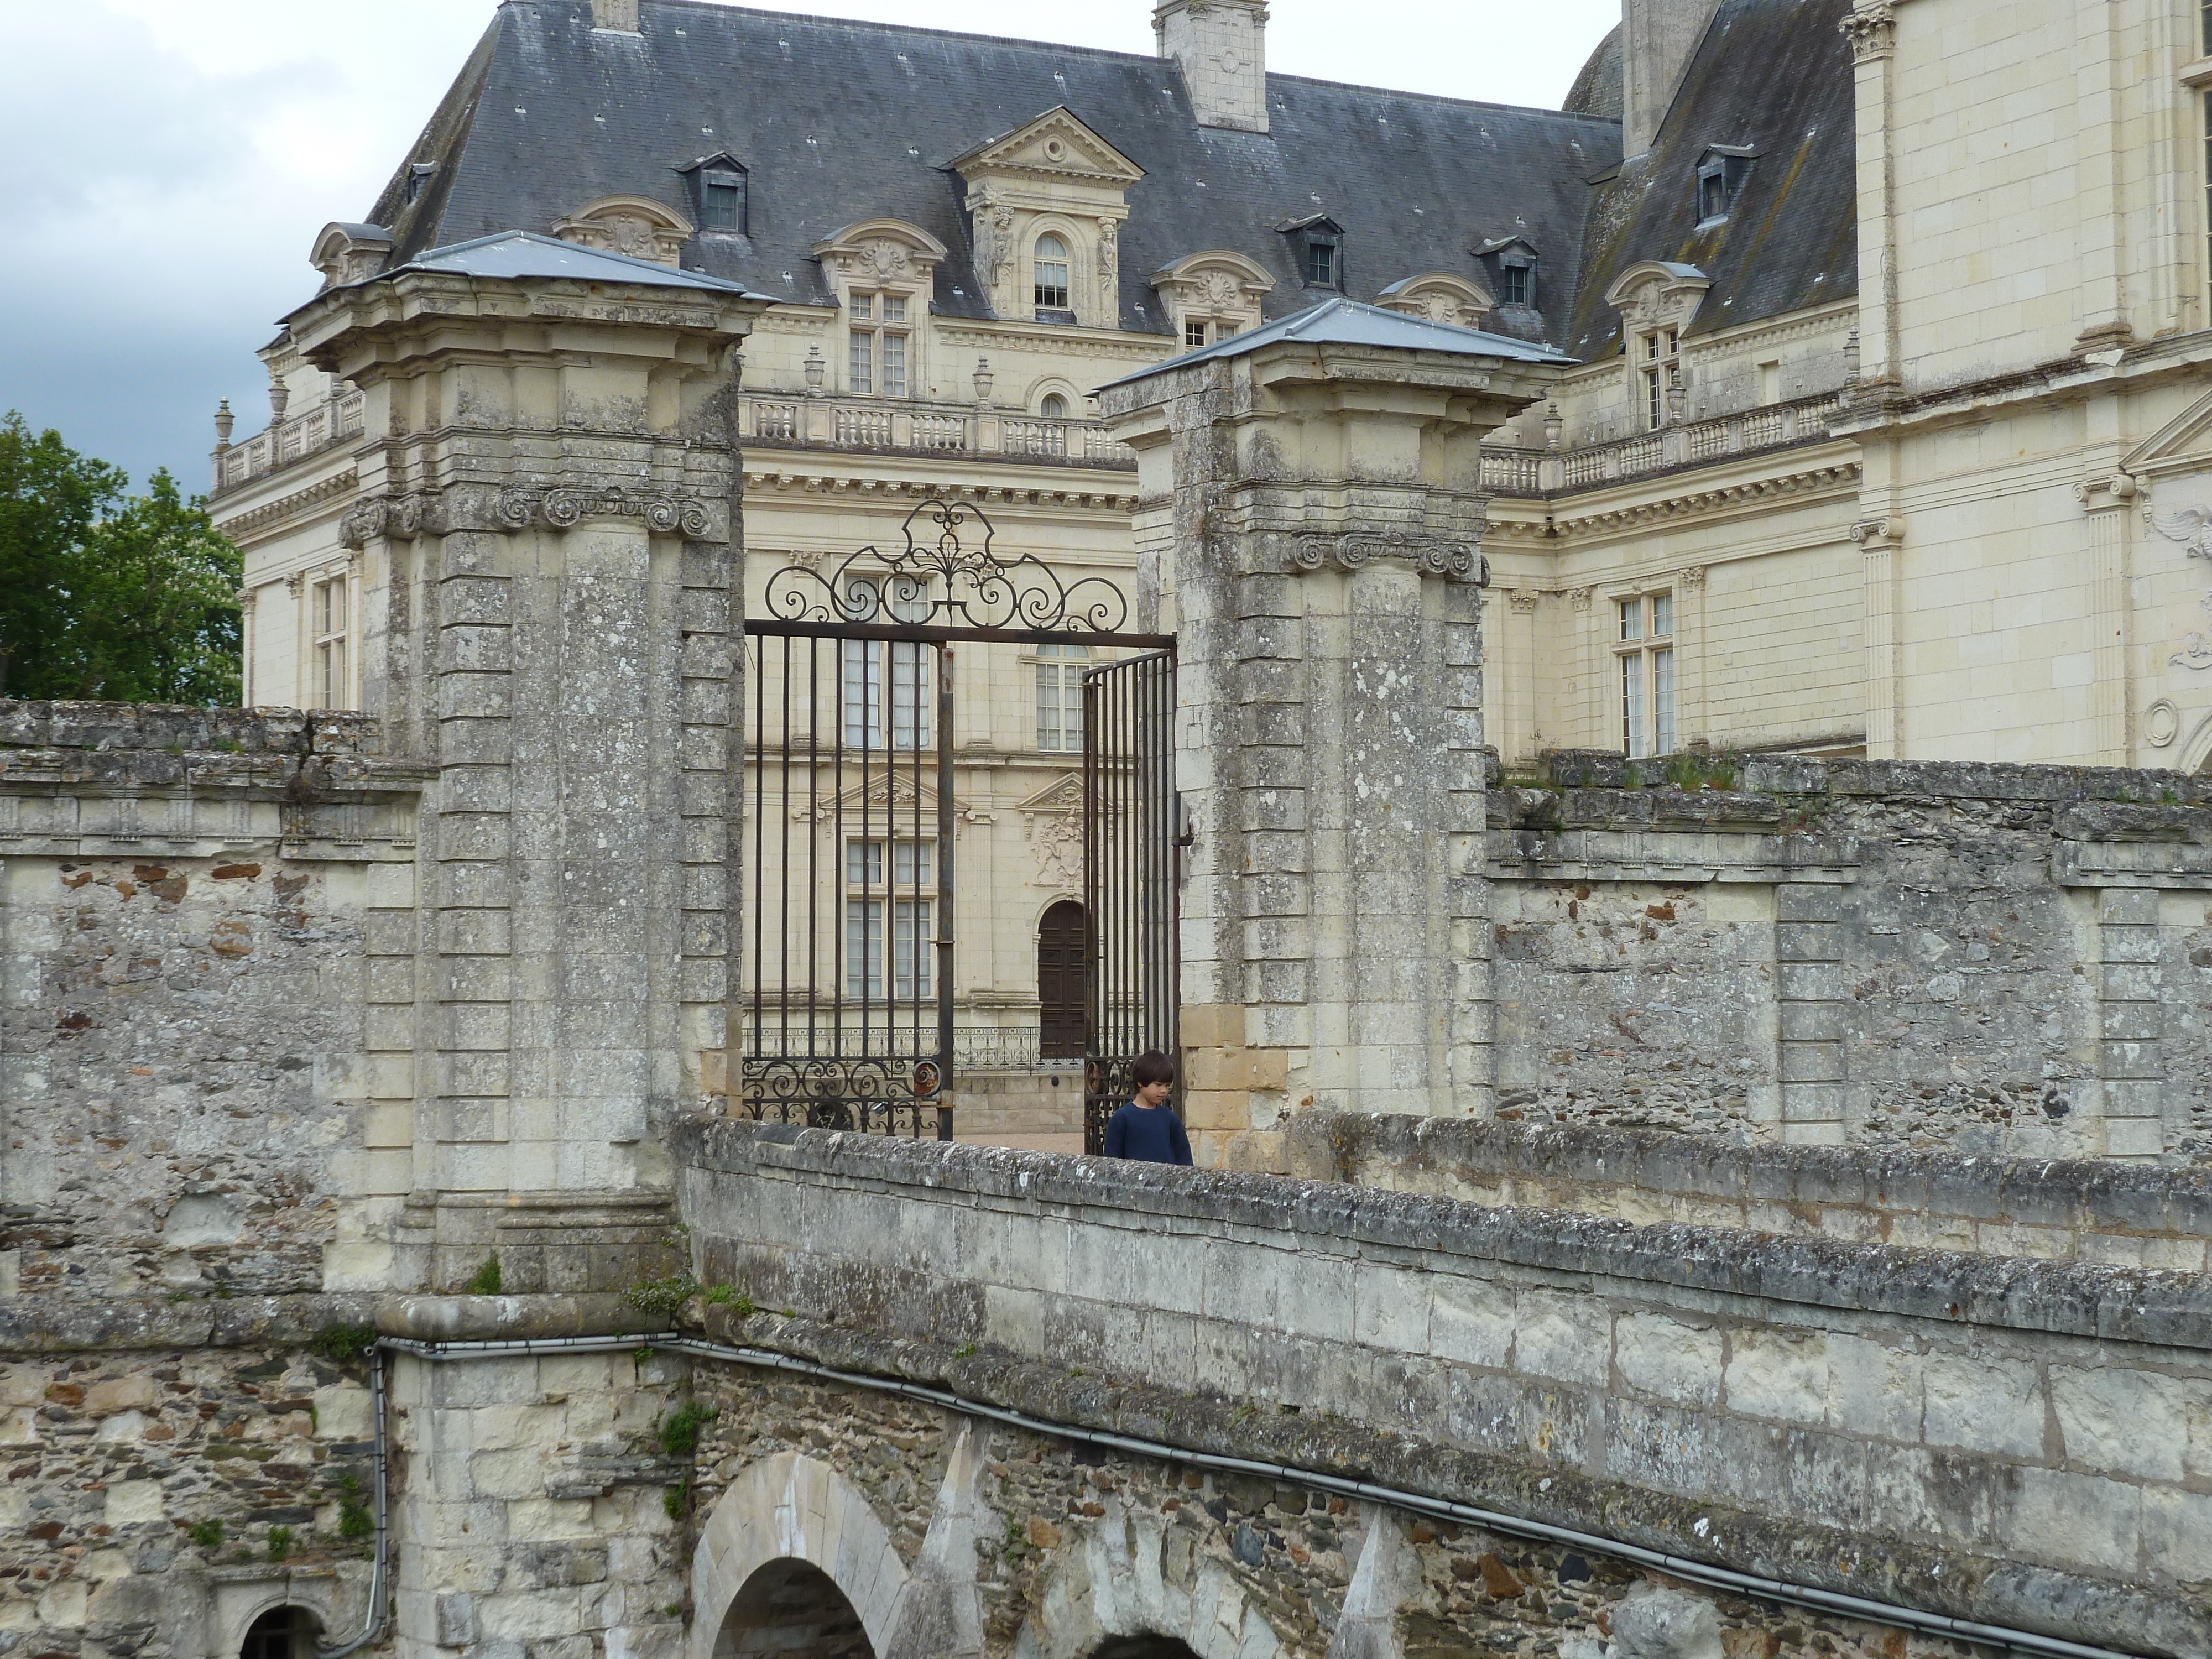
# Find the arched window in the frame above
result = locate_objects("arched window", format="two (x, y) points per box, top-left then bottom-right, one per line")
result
(1038, 900), (1086, 1060)
(1040, 393), (1068, 419)
(241, 1606), (319, 1659)
(1034, 234), (1071, 316)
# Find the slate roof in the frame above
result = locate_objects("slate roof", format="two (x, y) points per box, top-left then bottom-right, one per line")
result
(367, 0), (1620, 347)
(1104, 296), (1575, 386)
(387, 229), (770, 294)
(361, 0), (1854, 366)
(1562, 0), (1859, 358)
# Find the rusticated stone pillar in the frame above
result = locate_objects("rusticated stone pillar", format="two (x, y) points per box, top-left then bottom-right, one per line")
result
(1100, 307), (1564, 1164)
(286, 238), (767, 1292)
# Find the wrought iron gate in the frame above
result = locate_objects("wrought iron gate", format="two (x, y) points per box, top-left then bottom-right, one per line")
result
(738, 498), (1173, 1141)
(1082, 650), (1180, 1152)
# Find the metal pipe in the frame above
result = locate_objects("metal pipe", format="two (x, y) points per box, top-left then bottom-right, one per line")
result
(313, 1344), (389, 1657)
(369, 1331), (2150, 1659)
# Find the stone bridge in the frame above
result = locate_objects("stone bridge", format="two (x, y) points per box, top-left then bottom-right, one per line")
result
(641, 1117), (2212, 1659)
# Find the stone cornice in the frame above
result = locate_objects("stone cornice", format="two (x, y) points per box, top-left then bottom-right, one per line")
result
(933, 321), (1169, 361)
(214, 469), (358, 543)
(741, 469), (1136, 512)
(1267, 529), (1486, 583)
(1545, 461), (1860, 540)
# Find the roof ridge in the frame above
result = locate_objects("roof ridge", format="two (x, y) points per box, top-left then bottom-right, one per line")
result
(618, 0), (1623, 126)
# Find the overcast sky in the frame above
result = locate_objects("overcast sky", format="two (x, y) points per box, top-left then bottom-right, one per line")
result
(0, 0), (1618, 494)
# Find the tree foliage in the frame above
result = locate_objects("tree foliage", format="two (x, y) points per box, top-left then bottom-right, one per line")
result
(0, 413), (243, 705)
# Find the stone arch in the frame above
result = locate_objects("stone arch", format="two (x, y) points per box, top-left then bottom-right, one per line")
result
(713, 1558), (874, 1657)
(690, 1451), (912, 1659)
(208, 1575), (356, 1659)
(237, 1604), (321, 1659)
(1018, 1505), (1288, 1659)
(2182, 708), (2212, 776)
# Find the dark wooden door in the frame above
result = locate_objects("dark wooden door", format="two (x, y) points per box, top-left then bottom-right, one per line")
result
(1037, 900), (1086, 1060)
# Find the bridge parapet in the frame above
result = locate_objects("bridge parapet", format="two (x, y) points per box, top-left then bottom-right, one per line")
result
(679, 1118), (2212, 1658)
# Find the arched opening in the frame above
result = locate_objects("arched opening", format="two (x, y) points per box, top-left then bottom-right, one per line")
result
(1038, 899), (1087, 1060)
(714, 1558), (875, 1657)
(239, 1606), (320, 1659)
(1040, 392), (1069, 419)
(1035, 233), (1072, 316)
(1092, 1641), (1203, 1659)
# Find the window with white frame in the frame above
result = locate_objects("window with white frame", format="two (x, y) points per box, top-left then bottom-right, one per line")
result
(313, 575), (349, 710)
(847, 292), (909, 397)
(1034, 233), (1072, 318)
(1639, 326), (1680, 431)
(1035, 640), (1089, 752)
(1039, 393), (1068, 419)
(841, 576), (932, 749)
(1616, 592), (1676, 759)
(844, 837), (936, 1001)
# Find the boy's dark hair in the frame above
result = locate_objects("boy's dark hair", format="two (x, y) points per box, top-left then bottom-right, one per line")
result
(1130, 1050), (1176, 1088)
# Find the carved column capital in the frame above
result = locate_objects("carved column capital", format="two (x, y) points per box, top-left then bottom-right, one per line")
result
(1281, 531), (1486, 583)
(1850, 516), (1906, 547)
(1840, 4), (1897, 62)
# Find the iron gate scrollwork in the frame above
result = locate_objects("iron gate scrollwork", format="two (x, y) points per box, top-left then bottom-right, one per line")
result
(739, 498), (1175, 1142)
(1082, 650), (1180, 1154)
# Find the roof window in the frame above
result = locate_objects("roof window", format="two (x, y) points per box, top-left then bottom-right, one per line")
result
(1695, 147), (1757, 226)
(1477, 237), (1539, 310)
(1278, 215), (1345, 291)
(677, 153), (749, 234)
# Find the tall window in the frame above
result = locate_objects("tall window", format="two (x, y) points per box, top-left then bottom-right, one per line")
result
(1616, 592), (1676, 759)
(845, 838), (935, 1001)
(314, 576), (348, 710)
(847, 293), (908, 397)
(2204, 91), (2212, 287)
(1034, 234), (1071, 315)
(1304, 233), (1340, 288)
(842, 577), (931, 749)
(1640, 327), (1680, 431)
(1035, 640), (1089, 752)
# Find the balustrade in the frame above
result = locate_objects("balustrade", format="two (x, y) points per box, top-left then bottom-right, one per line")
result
(211, 390), (365, 492)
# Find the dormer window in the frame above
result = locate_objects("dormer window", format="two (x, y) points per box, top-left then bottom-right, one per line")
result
(1278, 215), (1345, 291)
(1694, 148), (1756, 225)
(1034, 234), (1072, 317)
(1475, 236), (1541, 312)
(677, 153), (750, 235)
(405, 163), (436, 206)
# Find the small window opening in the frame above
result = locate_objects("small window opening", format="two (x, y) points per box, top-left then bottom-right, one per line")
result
(1040, 393), (1068, 419)
(1695, 151), (1754, 224)
(1184, 317), (1208, 349)
(1304, 234), (1340, 288)
(241, 1606), (319, 1659)
(701, 171), (747, 232)
(405, 163), (435, 206)
(1034, 234), (1071, 315)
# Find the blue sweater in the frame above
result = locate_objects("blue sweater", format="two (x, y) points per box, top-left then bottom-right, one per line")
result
(1103, 1102), (1193, 1165)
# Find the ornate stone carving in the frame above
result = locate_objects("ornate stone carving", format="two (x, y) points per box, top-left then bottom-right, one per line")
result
(2151, 508), (2212, 561)
(552, 196), (695, 269)
(2146, 699), (2182, 748)
(1506, 589), (1540, 614)
(1839, 5), (1897, 62)
(1850, 517), (1906, 547)
(1678, 564), (1708, 592)
(341, 486), (721, 545)
(859, 238), (909, 280)
(1285, 532), (1484, 583)
(1097, 218), (1119, 291)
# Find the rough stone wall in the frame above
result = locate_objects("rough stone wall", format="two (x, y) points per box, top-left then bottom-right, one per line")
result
(1488, 750), (2212, 1160)
(1288, 1113), (2212, 1271)
(0, 1298), (380, 1656)
(684, 1358), (1940, 1659)
(1, 704), (426, 1302)
(681, 1120), (2212, 1657)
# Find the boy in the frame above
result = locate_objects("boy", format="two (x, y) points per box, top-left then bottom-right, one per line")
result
(1101, 1049), (1192, 1166)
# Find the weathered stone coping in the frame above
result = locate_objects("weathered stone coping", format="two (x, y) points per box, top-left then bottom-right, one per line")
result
(681, 1120), (2212, 1353)
(0, 700), (384, 758)
(0, 1292), (664, 1352)
(681, 1303), (2206, 1659)
(1511, 747), (2212, 807)
(1288, 1113), (2212, 1270)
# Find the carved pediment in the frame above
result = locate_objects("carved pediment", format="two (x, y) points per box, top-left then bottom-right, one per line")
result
(1603, 261), (1712, 329)
(800, 769), (977, 823)
(949, 107), (1146, 187)
(810, 218), (950, 284)
(311, 222), (394, 290)
(2124, 384), (2212, 480)
(1377, 272), (1496, 330)
(1151, 249), (1274, 314)
(552, 195), (695, 268)
(1015, 773), (1084, 815)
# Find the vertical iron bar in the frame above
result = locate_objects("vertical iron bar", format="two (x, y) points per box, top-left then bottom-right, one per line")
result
(859, 634), (873, 1078)
(936, 641), (956, 1141)
(751, 632), (765, 1114)
(833, 636), (844, 1067)
(806, 638), (819, 1062)
(779, 634), (792, 1059)
(1082, 665), (1099, 1153)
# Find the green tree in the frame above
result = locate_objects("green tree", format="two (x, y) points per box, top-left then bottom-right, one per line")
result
(0, 413), (243, 705)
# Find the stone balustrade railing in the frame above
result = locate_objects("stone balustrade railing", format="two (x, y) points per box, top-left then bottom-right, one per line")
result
(211, 390), (366, 493)
(1525, 390), (1848, 497)
(740, 392), (1138, 468)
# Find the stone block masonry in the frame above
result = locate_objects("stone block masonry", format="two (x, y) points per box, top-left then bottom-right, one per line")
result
(681, 1120), (2212, 1658)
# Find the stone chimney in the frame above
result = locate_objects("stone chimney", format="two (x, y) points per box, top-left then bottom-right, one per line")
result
(1623, 0), (1723, 156)
(591, 0), (640, 32)
(1155, 0), (1268, 134)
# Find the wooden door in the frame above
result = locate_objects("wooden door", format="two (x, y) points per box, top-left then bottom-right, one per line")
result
(1037, 900), (1086, 1060)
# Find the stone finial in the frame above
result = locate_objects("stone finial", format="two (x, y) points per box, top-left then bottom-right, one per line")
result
(213, 400), (234, 448)
(1843, 326), (1861, 386)
(973, 357), (995, 407)
(269, 383), (291, 423)
(1666, 370), (1686, 425)
(1543, 400), (1564, 451)
(804, 346), (825, 395)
